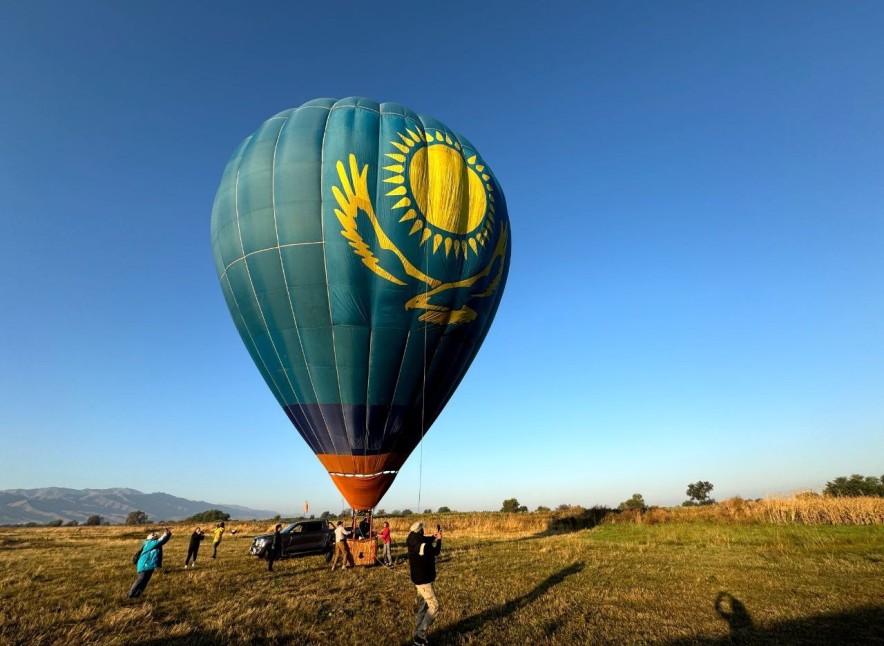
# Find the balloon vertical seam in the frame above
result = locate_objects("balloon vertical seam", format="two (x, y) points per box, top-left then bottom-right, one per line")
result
(322, 100), (354, 463)
(269, 108), (325, 455)
(231, 119), (307, 441)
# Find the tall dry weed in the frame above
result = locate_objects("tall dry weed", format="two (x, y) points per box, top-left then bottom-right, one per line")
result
(606, 495), (884, 526)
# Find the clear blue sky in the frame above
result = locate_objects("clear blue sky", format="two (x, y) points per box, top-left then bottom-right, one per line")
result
(2, 2), (882, 516)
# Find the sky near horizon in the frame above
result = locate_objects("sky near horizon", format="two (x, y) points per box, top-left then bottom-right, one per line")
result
(1, 2), (882, 516)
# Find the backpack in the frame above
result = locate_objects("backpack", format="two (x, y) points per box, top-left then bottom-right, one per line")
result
(132, 546), (143, 565)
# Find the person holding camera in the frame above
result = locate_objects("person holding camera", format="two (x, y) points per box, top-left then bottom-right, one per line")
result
(406, 522), (442, 646)
(128, 529), (171, 598)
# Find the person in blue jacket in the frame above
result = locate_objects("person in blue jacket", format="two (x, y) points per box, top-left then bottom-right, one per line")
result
(128, 529), (172, 598)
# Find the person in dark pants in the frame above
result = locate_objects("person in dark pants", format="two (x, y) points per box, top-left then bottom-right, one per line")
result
(185, 527), (204, 568)
(128, 529), (172, 598)
(267, 524), (283, 572)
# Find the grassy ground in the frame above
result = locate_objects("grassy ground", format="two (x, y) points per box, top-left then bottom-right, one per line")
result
(1, 519), (882, 645)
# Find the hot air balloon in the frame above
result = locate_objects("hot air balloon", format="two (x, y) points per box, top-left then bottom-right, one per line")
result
(211, 97), (510, 511)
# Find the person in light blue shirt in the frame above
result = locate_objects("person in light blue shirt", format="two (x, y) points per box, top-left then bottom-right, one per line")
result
(128, 529), (171, 598)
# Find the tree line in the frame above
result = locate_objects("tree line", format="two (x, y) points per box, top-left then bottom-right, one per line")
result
(16, 473), (883, 526)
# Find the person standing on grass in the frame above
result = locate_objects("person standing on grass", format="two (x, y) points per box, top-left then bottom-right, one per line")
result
(211, 521), (225, 559)
(128, 529), (171, 598)
(267, 524), (283, 572)
(379, 521), (393, 566)
(184, 527), (204, 568)
(406, 522), (442, 646)
(330, 521), (353, 570)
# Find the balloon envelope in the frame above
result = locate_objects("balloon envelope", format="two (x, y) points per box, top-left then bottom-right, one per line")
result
(211, 97), (510, 509)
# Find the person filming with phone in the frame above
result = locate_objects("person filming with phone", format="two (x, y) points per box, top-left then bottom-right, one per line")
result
(406, 521), (442, 646)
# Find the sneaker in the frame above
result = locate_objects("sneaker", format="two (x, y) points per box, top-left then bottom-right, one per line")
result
(413, 637), (428, 646)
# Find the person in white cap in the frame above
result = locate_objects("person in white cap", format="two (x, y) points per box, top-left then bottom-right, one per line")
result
(406, 521), (442, 646)
(127, 529), (171, 598)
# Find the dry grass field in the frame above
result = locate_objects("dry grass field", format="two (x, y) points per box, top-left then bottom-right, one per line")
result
(1, 496), (883, 645)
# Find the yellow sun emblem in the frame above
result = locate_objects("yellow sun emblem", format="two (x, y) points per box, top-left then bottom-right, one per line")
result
(383, 129), (496, 258)
(330, 131), (508, 326)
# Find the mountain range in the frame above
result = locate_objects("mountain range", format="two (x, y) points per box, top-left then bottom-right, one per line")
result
(0, 487), (277, 525)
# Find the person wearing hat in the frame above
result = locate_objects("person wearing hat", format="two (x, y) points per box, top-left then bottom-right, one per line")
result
(127, 529), (171, 598)
(406, 521), (442, 646)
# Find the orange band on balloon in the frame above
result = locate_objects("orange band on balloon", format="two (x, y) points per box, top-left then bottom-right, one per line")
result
(316, 453), (408, 511)
(327, 473), (398, 511)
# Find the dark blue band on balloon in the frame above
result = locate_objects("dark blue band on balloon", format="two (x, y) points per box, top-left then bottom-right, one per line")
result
(284, 403), (439, 456)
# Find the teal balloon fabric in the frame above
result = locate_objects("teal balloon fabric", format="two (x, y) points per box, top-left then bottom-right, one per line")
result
(211, 97), (510, 509)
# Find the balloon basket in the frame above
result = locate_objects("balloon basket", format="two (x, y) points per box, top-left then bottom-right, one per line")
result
(348, 537), (378, 567)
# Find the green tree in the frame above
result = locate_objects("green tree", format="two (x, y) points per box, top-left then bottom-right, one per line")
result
(84, 515), (103, 526)
(535, 505), (550, 512)
(125, 510), (150, 525)
(185, 509), (231, 523)
(618, 494), (648, 511)
(65, 520), (79, 527)
(401, 509), (413, 515)
(684, 481), (715, 506)
(47, 519), (64, 527)
(824, 474), (884, 497)
(437, 506), (451, 513)
(501, 498), (528, 513)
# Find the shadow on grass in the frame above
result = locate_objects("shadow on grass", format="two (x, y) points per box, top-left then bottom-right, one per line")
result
(134, 635), (312, 645)
(667, 591), (884, 645)
(420, 561), (584, 645)
(518, 507), (613, 541)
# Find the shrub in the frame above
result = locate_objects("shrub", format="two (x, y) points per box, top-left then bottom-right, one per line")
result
(125, 511), (149, 525)
(501, 498), (528, 513)
(618, 494), (648, 511)
(186, 509), (231, 523)
(685, 481), (715, 506)
(84, 515), (103, 526)
(824, 474), (884, 497)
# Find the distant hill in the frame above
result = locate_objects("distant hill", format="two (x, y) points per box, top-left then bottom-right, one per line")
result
(0, 487), (278, 525)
